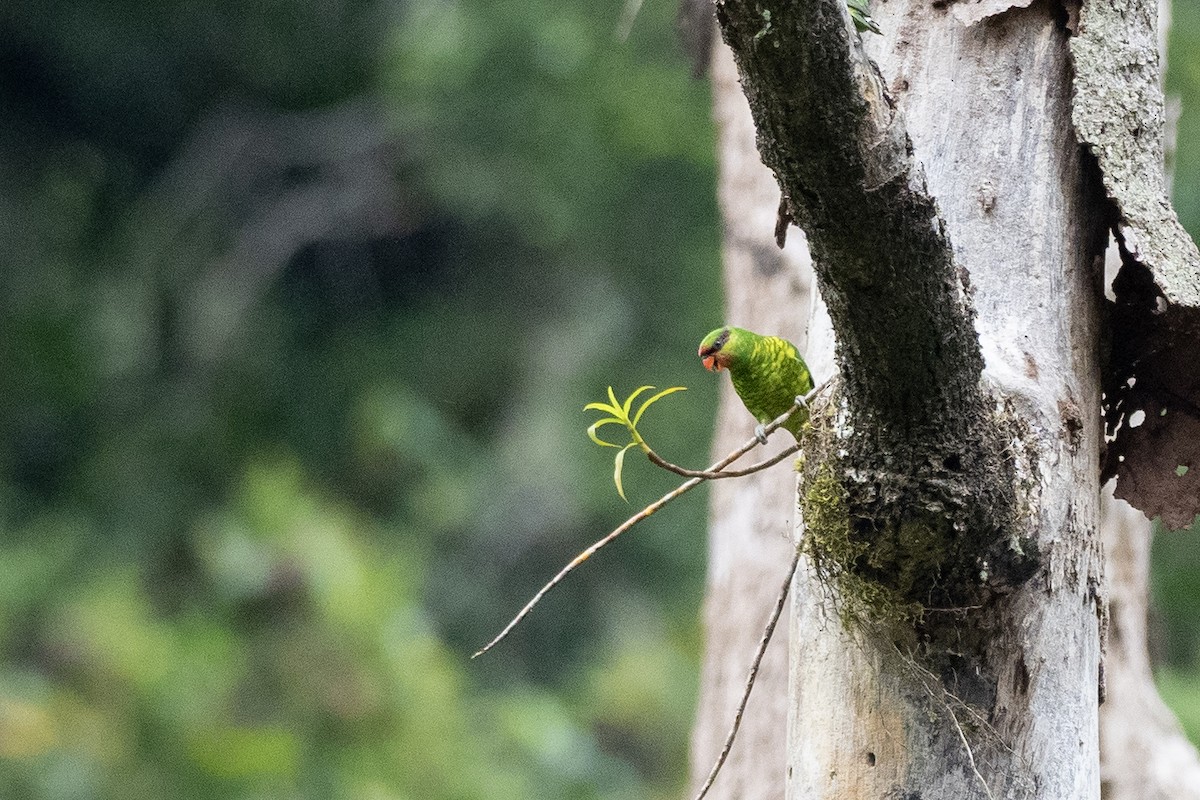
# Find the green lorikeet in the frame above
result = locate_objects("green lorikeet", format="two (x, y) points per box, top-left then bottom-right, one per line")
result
(847, 0), (882, 34)
(698, 326), (814, 441)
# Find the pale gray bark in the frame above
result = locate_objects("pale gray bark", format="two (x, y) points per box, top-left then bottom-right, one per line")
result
(1097, 5), (1200, 791)
(1074, 0), (1200, 529)
(1099, 484), (1200, 800)
(689, 0), (1197, 797)
(711, 0), (1106, 796)
(1072, 0), (1200, 307)
(787, 2), (1105, 795)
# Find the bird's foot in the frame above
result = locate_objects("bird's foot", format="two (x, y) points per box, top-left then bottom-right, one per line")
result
(794, 394), (809, 410)
(754, 424), (769, 445)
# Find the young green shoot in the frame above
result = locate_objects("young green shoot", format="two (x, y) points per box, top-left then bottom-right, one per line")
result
(585, 385), (687, 500)
(471, 382), (827, 659)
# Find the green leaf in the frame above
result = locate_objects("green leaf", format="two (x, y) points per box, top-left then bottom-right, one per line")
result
(621, 385), (656, 418)
(613, 442), (637, 501)
(587, 418), (625, 448)
(631, 386), (686, 428)
(584, 401), (620, 416)
(585, 384), (689, 498)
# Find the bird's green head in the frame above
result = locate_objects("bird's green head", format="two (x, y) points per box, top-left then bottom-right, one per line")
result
(698, 326), (746, 372)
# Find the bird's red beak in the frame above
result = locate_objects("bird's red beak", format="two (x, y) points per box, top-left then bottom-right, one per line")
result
(700, 329), (730, 372)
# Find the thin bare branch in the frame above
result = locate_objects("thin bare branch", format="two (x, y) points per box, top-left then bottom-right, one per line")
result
(472, 382), (828, 658)
(946, 699), (995, 800)
(692, 548), (800, 800)
(645, 442), (799, 479)
(896, 642), (1012, 796)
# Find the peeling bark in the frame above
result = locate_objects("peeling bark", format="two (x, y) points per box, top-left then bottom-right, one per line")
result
(688, 0), (1198, 796)
(1072, 0), (1199, 306)
(1096, 4), (1200, 779)
(1071, 0), (1200, 529)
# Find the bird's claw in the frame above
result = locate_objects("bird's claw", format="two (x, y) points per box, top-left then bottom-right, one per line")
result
(754, 424), (769, 445)
(794, 394), (809, 410)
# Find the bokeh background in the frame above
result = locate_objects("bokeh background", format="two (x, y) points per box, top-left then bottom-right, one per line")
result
(1, 2), (1198, 798)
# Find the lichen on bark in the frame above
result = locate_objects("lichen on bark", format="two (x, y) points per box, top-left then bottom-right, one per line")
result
(712, 0), (1051, 675)
(715, 0), (1108, 794)
(796, 390), (1038, 658)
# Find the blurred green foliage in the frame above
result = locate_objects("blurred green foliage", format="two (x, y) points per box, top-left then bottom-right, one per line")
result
(0, 0), (718, 797)
(4, 0), (1200, 798)
(1168, 2), (1200, 233)
(1155, 0), (1200, 743)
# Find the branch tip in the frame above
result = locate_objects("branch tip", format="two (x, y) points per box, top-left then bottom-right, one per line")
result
(473, 381), (829, 658)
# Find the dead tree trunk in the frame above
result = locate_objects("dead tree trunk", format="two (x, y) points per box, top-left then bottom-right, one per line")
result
(686, 0), (1195, 795)
(775, 2), (1106, 794)
(1096, 4), (1200, 794)
(1099, 486), (1200, 799)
